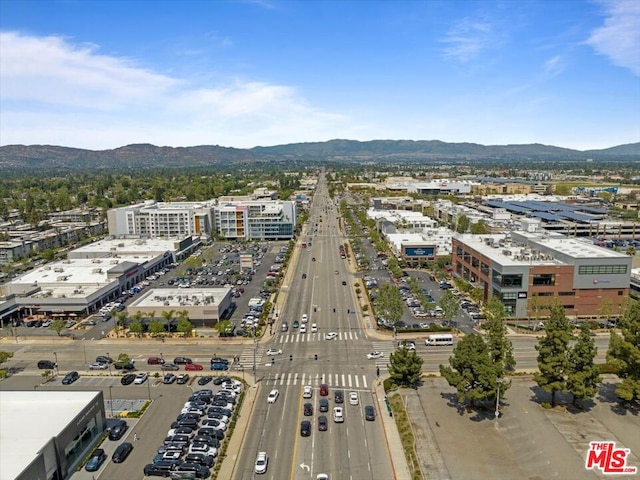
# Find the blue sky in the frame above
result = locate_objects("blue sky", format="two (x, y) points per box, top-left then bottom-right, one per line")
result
(1, 0), (639, 150)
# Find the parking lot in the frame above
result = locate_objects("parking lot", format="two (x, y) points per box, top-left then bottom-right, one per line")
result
(404, 376), (640, 480)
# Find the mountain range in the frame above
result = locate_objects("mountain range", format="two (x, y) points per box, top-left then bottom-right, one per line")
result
(0, 140), (638, 173)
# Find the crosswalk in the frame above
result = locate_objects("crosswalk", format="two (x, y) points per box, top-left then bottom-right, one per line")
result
(275, 331), (362, 343)
(263, 372), (370, 390)
(237, 340), (395, 369)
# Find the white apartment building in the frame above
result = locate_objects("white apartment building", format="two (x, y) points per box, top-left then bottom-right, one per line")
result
(107, 199), (297, 241)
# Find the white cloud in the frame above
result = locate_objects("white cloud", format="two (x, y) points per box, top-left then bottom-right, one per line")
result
(440, 16), (496, 63)
(543, 55), (565, 77)
(0, 31), (353, 148)
(587, 0), (640, 76)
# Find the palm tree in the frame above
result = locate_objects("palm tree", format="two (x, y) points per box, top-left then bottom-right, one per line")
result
(161, 310), (175, 333)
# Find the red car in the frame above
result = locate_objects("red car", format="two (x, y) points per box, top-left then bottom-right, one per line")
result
(320, 384), (329, 396)
(185, 363), (203, 371)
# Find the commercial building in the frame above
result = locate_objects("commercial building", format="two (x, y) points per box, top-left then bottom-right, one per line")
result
(0, 391), (106, 480)
(0, 237), (187, 323)
(127, 287), (233, 326)
(452, 232), (631, 318)
(214, 200), (296, 240)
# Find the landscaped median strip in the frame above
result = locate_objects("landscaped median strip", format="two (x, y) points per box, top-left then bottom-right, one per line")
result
(388, 392), (424, 480)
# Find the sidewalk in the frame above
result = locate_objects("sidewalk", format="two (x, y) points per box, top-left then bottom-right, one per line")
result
(374, 378), (412, 480)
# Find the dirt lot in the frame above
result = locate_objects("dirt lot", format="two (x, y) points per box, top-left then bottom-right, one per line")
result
(402, 376), (640, 480)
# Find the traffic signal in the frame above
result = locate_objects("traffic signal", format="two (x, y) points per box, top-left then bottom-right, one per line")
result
(314, 354), (318, 360)
(289, 355), (293, 361)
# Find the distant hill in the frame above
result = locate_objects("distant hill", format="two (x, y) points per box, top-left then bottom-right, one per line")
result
(0, 140), (638, 173)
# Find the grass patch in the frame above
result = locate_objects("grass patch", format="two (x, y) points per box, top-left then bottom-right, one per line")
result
(388, 392), (423, 480)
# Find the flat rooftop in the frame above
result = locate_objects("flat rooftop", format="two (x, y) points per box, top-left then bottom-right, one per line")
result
(129, 287), (232, 309)
(72, 237), (179, 255)
(0, 391), (101, 480)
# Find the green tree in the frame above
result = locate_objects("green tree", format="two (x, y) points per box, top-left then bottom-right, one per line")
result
(439, 334), (497, 408)
(128, 320), (143, 337)
(161, 309), (176, 332)
(455, 214), (470, 233)
(484, 297), (516, 395)
(215, 319), (234, 335)
(48, 318), (67, 336)
(177, 318), (194, 337)
(388, 347), (424, 387)
(116, 353), (132, 365)
(470, 219), (489, 234)
(607, 301), (640, 403)
(534, 304), (572, 407)
(470, 287), (484, 307)
(439, 290), (460, 321)
(114, 311), (127, 338)
(0, 351), (13, 366)
(626, 245), (637, 256)
(567, 324), (601, 407)
(376, 283), (405, 326)
(148, 320), (166, 336)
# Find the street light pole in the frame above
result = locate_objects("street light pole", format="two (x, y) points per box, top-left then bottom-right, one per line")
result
(495, 378), (503, 425)
(53, 352), (58, 376)
(252, 327), (257, 384)
(108, 385), (114, 417)
(106, 352), (111, 376)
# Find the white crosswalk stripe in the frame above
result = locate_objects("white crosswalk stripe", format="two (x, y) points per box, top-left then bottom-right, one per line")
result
(265, 372), (370, 390)
(276, 331), (361, 343)
(371, 341), (395, 369)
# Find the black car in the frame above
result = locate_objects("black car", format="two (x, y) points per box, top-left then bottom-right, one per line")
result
(300, 420), (311, 437)
(121, 373), (136, 385)
(210, 357), (229, 365)
(193, 435), (219, 447)
(319, 398), (329, 412)
(318, 415), (328, 431)
(85, 448), (107, 472)
(108, 419), (128, 441)
(61, 371), (79, 385)
(213, 376), (230, 385)
(334, 390), (344, 404)
(184, 453), (215, 468)
(198, 376), (213, 385)
(174, 356), (193, 365)
(303, 403), (313, 416)
(95, 355), (113, 364)
(176, 462), (210, 479)
(112, 442), (133, 463)
(365, 405), (376, 421)
(143, 461), (177, 476)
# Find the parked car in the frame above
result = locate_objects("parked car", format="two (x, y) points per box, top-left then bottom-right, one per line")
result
(198, 376), (213, 385)
(62, 371), (79, 385)
(211, 362), (229, 371)
(112, 442), (133, 463)
(95, 355), (113, 364)
(108, 419), (128, 440)
(120, 373), (136, 385)
(163, 373), (177, 384)
(114, 361), (135, 371)
(176, 374), (190, 384)
(85, 448), (107, 472)
(89, 362), (108, 370)
(134, 372), (148, 384)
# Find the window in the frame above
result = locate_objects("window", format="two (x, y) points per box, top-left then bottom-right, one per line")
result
(501, 274), (523, 288)
(456, 246), (463, 257)
(532, 274), (555, 286)
(471, 257), (479, 268)
(563, 305), (574, 309)
(538, 292), (554, 297)
(500, 292), (518, 300)
(481, 262), (489, 276)
(578, 265), (627, 275)
(558, 291), (575, 296)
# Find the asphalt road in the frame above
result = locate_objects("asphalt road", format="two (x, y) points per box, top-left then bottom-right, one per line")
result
(233, 173), (394, 480)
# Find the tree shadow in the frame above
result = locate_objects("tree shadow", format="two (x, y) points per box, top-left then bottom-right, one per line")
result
(440, 391), (466, 415)
(598, 382), (639, 416)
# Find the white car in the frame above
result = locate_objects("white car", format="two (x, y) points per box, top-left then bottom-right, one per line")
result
(303, 385), (313, 398)
(367, 351), (384, 360)
(333, 406), (344, 423)
(299, 324), (307, 333)
(134, 372), (148, 384)
(255, 451), (269, 474)
(325, 332), (338, 340)
(349, 391), (359, 405)
(267, 389), (279, 404)
(88, 362), (108, 370)
(311, 323), (318, 333)
(301, 314), (308, 323)
(189, 443), (217, 457)
(266, 348), (282, 356)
